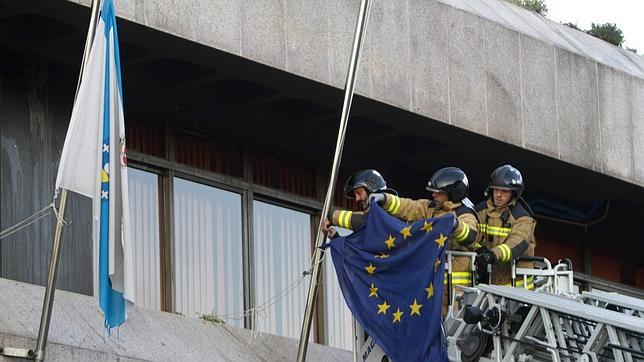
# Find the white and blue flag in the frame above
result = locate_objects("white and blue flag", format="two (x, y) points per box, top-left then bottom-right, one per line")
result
(55, 0), (134, 330)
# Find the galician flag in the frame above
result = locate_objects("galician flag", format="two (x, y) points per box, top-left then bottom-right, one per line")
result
(55, 0), (134, 330)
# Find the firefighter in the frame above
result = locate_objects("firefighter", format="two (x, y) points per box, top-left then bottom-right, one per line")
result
(474, 165), (536, 289)
(321, 169), (397, 234)
(372, 167), (479, 315)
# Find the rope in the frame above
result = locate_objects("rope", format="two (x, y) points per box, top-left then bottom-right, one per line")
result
(216, 251), (327, 323)
(0, 203), (60, 240)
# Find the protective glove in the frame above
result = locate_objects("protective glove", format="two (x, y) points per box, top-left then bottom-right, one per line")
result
(452, 217), (459, 231)
(326, 226), (339, 239)
(367, 192), (386, 207)
(475, 249), (497, 283)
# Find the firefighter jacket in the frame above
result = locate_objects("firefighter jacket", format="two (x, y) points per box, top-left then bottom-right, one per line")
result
(475, 198), (537, 288)
(381, 194), (479, 287)
(330, 209), (366, 230)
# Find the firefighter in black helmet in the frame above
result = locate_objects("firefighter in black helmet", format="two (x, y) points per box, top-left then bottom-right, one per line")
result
(475, 165), (536, 289)
(322, 169), (397, 233)
(371, 167), (479, 315)
(344, 169), (396, 208)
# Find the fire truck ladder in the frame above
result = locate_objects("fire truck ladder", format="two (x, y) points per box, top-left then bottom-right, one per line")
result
(578, 291), (644, 320)
(447, 285), (644, 362)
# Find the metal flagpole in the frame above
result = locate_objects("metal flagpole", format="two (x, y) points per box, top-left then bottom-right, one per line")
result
(0, 0), (101, 360)
(34, 1), (103, 359)
(33, 0), (103, 357)
(296, 0), (371, 360)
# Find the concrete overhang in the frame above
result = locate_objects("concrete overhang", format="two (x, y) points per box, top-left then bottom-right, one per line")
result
(57, 0), (644, 189)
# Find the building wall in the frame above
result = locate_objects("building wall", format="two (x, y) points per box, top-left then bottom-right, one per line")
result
(0, 47), (357, 346)
(0, 48), (93, 295)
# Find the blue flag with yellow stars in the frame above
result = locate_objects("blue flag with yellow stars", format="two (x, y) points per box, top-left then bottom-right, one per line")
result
(325, 203), (452, 361)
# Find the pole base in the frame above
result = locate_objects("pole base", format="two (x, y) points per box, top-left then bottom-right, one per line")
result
(0, 346), (35, 359)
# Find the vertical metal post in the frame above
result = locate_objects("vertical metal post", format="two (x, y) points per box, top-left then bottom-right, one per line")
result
(33, 190), (68, 361)
(75, 0), (102, 101)
(33, 0), (102, 360)
(296, 0), (371, 360)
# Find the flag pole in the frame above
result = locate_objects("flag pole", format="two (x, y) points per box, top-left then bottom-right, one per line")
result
(32, 0), (102, 360)
(296, 0), (371, 360)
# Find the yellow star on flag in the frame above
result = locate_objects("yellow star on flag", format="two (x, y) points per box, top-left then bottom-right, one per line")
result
(435, 233), (447, 248)
(365, 263), (376, 275)
(425, 283), (434, 299)
(410, 299), (423, 316)
(420, 221), (433, 233)
(374, 252), (389, 259)
(434, 258), (441, 272)
(384, 235), (396, 249)
(400, 226), (413, 239)
(377, 301), (391, 315)
(369, 283), (379, 298)
(392, 307), (403, 323)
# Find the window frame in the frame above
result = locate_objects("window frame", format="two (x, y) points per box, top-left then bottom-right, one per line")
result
(127, 140), (326, 335)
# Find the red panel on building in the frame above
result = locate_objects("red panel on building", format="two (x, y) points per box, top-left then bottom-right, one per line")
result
(173, 129), (243, 177)
(125, 116), (164, 158)
(591, 249), (621, 283)
(253, 151), (317, 198)
(635, 266), (644, 289)
(533, 232), (581, 272)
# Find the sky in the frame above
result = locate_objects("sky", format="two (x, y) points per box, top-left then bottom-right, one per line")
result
(546, 0), (644, 54)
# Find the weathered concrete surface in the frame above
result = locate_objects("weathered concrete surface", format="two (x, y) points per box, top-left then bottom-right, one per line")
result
(0, 278), (351, 361)
(64, 0), (644, 186)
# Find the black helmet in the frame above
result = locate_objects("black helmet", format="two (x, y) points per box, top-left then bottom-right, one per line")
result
(425, 167), (469, 202)
(487, 165), (524, 197)
(344, 169), (395, 198)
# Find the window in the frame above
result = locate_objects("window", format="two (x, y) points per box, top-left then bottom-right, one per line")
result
(173, 177), (244, 327)
(128, 167), (161, 310)
(253, 200), (312, 338)
(323, 227), (354, 350)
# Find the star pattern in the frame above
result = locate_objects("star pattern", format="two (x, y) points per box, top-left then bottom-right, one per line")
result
(377, 301), (391, 315)
(435, 233), (447, 248)
(400, 226), (413, 240)
(409, 299), (423, 316)
(420, 221), (433, 233)
(369, 283), (379, 298)
(384, 235), (396, 249)
(392, 308), (403, 323)
(425, 283), (434, 299)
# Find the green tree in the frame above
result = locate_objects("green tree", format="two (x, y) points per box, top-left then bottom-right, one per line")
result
(505, 0), (548, 16)
(586, 22), (624, 47)
(563, 22), (581, 31)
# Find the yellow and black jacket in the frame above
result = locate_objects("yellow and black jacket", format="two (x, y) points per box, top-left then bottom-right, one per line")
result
(330, 194), (480, 286)
(381, 194), (479, 287)
(475, 198), (537, 288)
(330, 209), (366, 230)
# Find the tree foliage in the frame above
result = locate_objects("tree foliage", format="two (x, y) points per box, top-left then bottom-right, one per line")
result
(505, 0), (548, 16)
(586, 22), (625, 47)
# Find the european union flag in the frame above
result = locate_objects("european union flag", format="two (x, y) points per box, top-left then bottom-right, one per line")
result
(325, 203), (452, 361)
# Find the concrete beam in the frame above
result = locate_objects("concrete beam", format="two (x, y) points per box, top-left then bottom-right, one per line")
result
(66, 0), (644, 187)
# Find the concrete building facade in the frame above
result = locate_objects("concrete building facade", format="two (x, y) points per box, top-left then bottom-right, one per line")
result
(0, 0), (643, 358)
